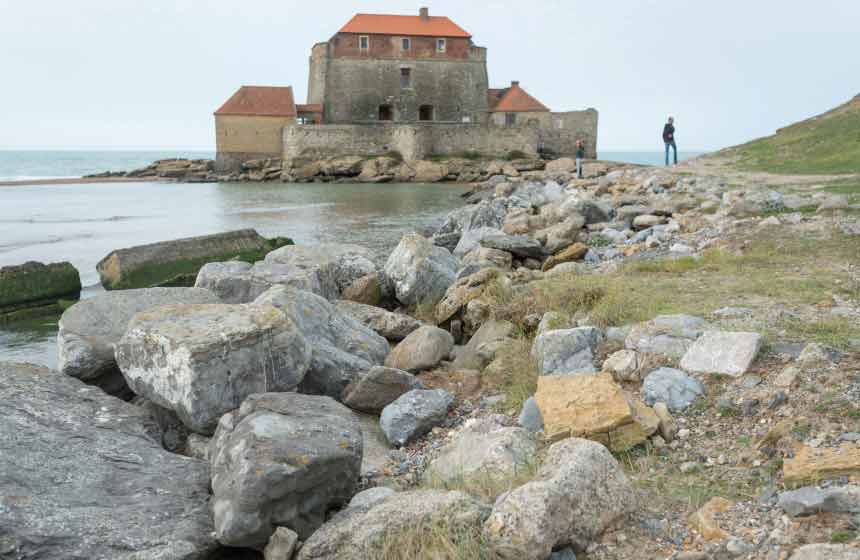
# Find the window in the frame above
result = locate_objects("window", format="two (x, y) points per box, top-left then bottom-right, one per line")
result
(436, 38), (446, 52)
(401, 37), (411, 51)
(505, 113), (517, 126)
(359, 35), (369, 50)
(419, 105), (434, 121)
(400, 67), (411, 89)
(378, 105), (393, 121)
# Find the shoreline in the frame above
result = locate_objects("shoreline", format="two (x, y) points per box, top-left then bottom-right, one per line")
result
(0, 176), (171, 187)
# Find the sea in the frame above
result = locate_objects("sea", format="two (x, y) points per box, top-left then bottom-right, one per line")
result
(0, 149), (701, 368)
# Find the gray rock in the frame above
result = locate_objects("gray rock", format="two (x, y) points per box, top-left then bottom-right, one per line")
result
(347, 487), (396, 510)
(425, 416), (538, 483)
(679, 331), (762, 377)
(550, 548), (578, 560)
(789, 544), (860, 560)
(602, 349), (641, 382)
(341, 366), (423, 413)
(135, 397), (191, 453)
(264, 527), (299, 560)
(437, 197), (508, 235)
(384, 233), (459, 307)
(531, 327), (603, 375)
(380, 389), (454, 446)
(625, 314), (708, 358)
(537, 311), (572, 335)
(0, 362), (217, 559)
(265, 243), (378, 298)
(116, 303), (312, 435)
(778, 485), (860, 516)
(453, 226), (504, 257)
(210, 392), (363, 547)
(356, 412), (392, 478)
(480, 233), (545, 259)
(453, 319), (516, 370)
(57, 287), (218, 396)
(385, 325), (454, 373)
(483, 438), (635, 559)
(296, 490), (488, 560)
(195, 260), (326, 303)
(518, 396), (544, 432)
(186, 433), (211, 461)
(255, 286), (389, 398)
(431, 231), (462, 253)
(642, 367), (706, 412)
(334, 300), (422, 341)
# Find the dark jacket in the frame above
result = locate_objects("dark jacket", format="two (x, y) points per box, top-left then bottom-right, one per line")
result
(575, 144), (585, 158)
(663, 123), (675, 143)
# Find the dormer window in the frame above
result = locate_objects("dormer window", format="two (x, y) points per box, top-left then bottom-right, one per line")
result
(401, 37), (411, 51)
(436, 38), (446, 52)
(359, 35), (369, 50)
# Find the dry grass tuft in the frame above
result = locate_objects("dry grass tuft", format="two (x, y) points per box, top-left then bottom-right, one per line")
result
(368, 519), (499, 560)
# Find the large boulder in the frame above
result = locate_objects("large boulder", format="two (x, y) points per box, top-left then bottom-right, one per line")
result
(0, 260), (81, 321)
(777, 485), (860, 517)
(531, 327), (603, 375)
(255, 287), (389, 398)
(436, 198), (508, 236)
(384, 233), (459, 307)
(452, 318), (517, 370)
(453, 226), (504, 257)
(210, 393), (363, 547)
(341, 366), (423, 414)
(483, 438), (635, 559)
(57, 287), (219, 396)
(96, 228), (289, 290)
(195, 261), (327, 303)
(679, 331), (762, 376)
(535, 373), (658, 451)
(480, 233), (545, 259)
(264, 243), (378, 300)
(385, 325), (454, 373)
(116, 303), (311, 434)
(296, 490), (488, 560)
(641, 367), (706, 412)
(380, 389), (454, 446)
(424, 416), (538, 483)
(0, 363), (217, 559)
(625, 314), (708, 358)
(334, 300), (422, 341)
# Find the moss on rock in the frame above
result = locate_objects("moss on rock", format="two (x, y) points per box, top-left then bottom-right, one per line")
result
(0, 261), (81, 322)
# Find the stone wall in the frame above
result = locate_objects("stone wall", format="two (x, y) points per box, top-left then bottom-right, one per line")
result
(307, 43), (328, 106)
(215, 115), (294, 171)
(320, 46), (489, 124)
(283, 123), (538, 161)
(539, 109), (599, 159)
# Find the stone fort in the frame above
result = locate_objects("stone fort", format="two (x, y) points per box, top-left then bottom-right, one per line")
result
(214, 8), (598, 171)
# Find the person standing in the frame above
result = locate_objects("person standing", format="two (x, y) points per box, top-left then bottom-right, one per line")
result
(575, 139), (585, 179)
(663, 117), (677, 166)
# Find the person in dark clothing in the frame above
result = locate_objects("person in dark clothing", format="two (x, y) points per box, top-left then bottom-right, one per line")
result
(575, 139), (586, 179)
(663, 116), (677, 166)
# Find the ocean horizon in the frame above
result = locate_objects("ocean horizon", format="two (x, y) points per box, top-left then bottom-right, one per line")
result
(0, 149), (705, 181)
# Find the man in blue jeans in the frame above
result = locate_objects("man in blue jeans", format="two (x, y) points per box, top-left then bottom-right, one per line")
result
(663, 116), (677, 166)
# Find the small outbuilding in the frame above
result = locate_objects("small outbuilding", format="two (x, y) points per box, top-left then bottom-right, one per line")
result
(214, 85), (297, 171)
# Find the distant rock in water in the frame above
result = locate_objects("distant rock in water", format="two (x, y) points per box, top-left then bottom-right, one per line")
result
(0, 362), (218, 559)
(96, 228), (292, 290)
(0, 261), (81, 322)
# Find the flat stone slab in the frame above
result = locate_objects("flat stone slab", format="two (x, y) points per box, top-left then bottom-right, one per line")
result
(680, 331), (762, 376)
(625, 314), (708, 359)
(0, 362), (217, 559)
(97, 228), (288, 290)
(778, 485), (860, 516)
(116, 303), (311, 434)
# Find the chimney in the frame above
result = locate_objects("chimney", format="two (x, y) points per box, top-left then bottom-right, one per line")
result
(420, 7), (429, 21)
(511, 81), (520, 87)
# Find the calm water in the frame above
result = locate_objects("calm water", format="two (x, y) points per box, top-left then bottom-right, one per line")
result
(0, 148), (701, 369)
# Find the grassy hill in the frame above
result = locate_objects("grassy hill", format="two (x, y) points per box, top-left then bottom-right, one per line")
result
(718, 94), (860, 174)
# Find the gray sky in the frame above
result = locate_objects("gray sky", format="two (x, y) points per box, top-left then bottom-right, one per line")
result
(1, 0), (858, 152)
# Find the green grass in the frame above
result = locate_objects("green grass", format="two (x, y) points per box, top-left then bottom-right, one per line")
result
(721, 95), (860, 174)
(831, 530), (857, 544)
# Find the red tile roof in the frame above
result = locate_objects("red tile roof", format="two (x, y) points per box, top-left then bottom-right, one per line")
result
(338, 13), (471, 38)
(489, 83), (550, 113)
(214, 86), (296, 117)
(296, 104), (323, 113)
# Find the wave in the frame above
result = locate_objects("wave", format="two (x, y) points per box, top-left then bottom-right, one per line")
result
(0, 232), (97, 252)
(0, 175), (77, 181)
(0, 215), (148, 224)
